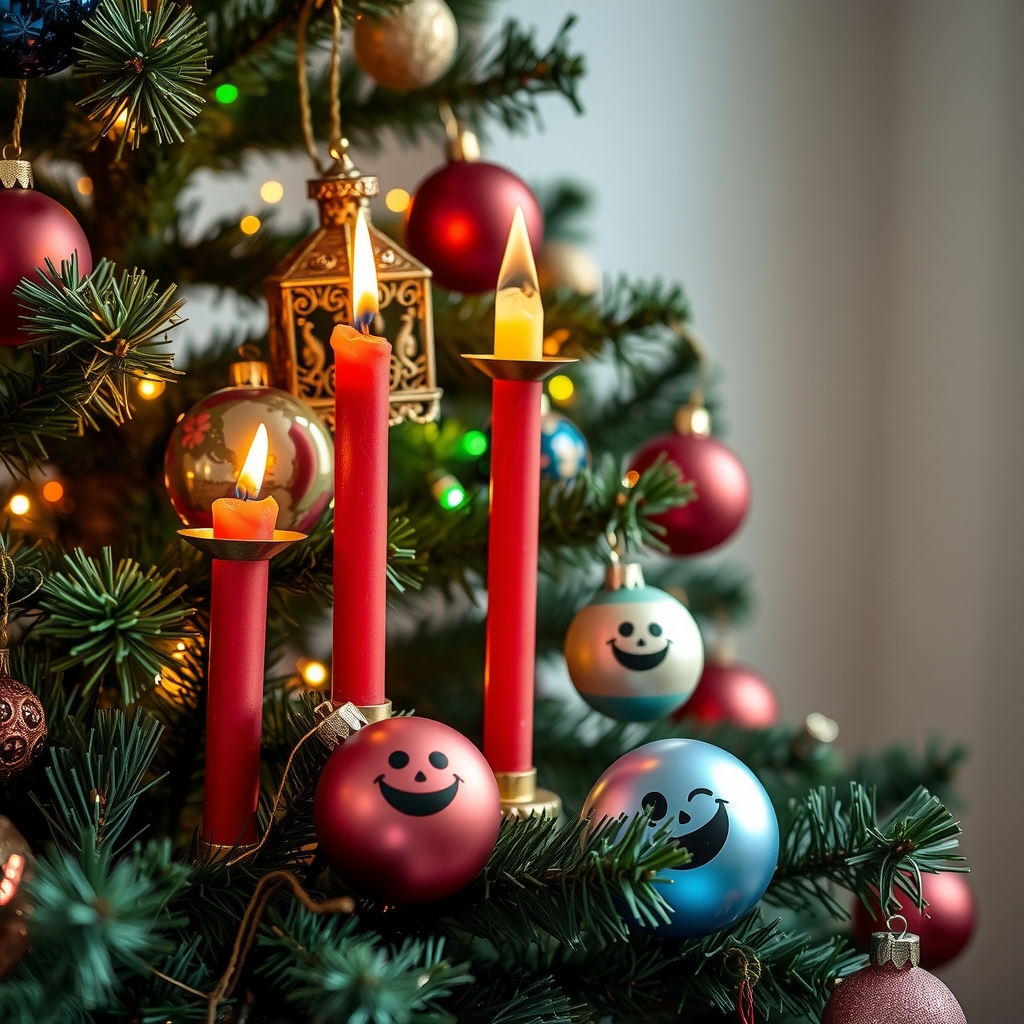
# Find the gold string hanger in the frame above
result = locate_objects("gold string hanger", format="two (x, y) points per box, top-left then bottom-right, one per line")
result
(0, 541), (44, 655)
(671, 319), (712, 436)
(296, 0), (345, 175)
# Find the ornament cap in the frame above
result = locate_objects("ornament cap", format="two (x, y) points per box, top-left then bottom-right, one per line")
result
(675, 400), (712, 438)
(0, 159), (33, 190)
(871, 917), (921, 969)
(446, 124), (481, 163)
(605, 562), (645, 591)
(229, 359), (270, 387)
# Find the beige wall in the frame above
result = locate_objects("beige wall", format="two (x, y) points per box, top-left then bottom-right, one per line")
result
(486, 1), (1018, 1018)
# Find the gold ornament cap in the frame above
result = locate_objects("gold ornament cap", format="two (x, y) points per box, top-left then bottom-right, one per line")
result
(229, 359), (270, 387)
(605, 562), (645, 591)
(675, 399), (711, 438)
(313, 700), (369, 750)
(0, 159), (33, 190)
(871, 917), (921, 969)
(446, 123), (481, 162)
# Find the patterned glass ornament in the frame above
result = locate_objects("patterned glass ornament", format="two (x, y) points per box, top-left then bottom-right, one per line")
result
(565, 563), (703, 721)
(540, 411), (590, 482)
(164, 359), (333, 533)
(0, 652), (46, 778)
(582, 737), (778, 938)
(0, 815), (31, 979)
(0, 0), (99, 78)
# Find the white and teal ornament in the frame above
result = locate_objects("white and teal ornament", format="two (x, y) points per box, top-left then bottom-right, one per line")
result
(0, 0), (99, 78)
(564, 563), (703, 721)
(540, 411), (589, 482)
(583, 738), (779, 938)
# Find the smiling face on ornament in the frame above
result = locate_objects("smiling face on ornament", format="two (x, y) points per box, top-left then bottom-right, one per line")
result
(313, 717), (501, 904)
(582, 739), (779, 937)
(564, 584), (704, 720)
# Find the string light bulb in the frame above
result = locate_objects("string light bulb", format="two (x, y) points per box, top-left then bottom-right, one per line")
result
(42, 481), (64, 503)
(260, 181), (284, 203)
(240, 215), (261, 235)
(431, 473), (466, 510)
(385, 188), (410, 213)
(137, 376), (166, 400)
(548, 375), (575, 403)
(8, 495), (30, 516)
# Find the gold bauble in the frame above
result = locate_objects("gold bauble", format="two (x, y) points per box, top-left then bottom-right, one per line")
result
(538, 241), (601, 296)
(0, 815), (31, 979)
(354, 0), (458, 92)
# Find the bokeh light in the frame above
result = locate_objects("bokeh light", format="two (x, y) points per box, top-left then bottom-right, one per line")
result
(260, 180), (284, 203)
(240, 215), (261, 235)
(385, 188), (411, 213)
(42, 481), (64, 503)
(215, 83), (239, 104)
(548, 375), (575, 403)
(8, 494), (30, 516)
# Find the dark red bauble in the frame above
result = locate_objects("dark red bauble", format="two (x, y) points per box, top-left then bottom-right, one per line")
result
(404, 160), (543, 294)
(854, 873), (976, 970)
(0, 189), (92, 346)
(0, 672), (47, 778)
(629, 431), (750, 555)
(821, 963), (966, 1024)
(674, 658), (780, 729)
(314, 717), (501, 903)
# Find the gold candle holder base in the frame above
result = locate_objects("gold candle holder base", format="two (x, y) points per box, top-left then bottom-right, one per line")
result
(461, 353), (577, 383)
(196, 837), (258, 863)
(495, 768), (561, 820)
(178, 528), (307, 562)
(354, 700), (392, 724)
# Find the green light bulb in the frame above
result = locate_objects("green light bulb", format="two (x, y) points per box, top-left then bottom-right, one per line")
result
(460, 430), (488, 457)
(215, 84), (240, 105)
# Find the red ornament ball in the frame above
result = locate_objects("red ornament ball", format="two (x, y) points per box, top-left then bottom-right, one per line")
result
(0, 188), (92, 346)
(854, 873), (976, 970)
(405, 159), (543, 294)
(822, 963), (966, 1024)
(314, 717), (501, 903)
(0, 672), (46, 779)
(675, 658), (780, 729)
(629, 431), (750, 556)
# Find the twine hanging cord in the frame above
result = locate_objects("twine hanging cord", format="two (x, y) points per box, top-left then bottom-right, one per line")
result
(296, 0), (345, 174)
(3, 80), (27, 161)
(0, 544), (44, 650)
(723, 946), (762, 1024)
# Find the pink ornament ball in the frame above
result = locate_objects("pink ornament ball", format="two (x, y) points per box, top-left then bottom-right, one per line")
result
(675, 658), (780, 729)
(0, 189), (92, 346)
(822, 962), (966, 1024)
(404, 159), (543, 294)
(314, 717), (501, 903)
(629, 430), (750, 556)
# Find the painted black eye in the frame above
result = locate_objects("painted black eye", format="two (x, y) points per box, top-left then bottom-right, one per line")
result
(641, 790), (668, 824)
(649, 622), (663, 637)
(618, 622), (635, 637)
(429, 751), (449, 769)
(388, 750), (410, 769)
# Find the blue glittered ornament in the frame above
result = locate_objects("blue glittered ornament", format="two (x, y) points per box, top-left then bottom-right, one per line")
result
(0, 0), (99, 79)
(540, 411), (589, 482)
(564, 564), (704, 721)
(583, 738), (779, 938)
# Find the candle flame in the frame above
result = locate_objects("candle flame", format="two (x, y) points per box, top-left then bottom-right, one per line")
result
(236, 423), (269, 499)
(351, 207), (379, 333)
(497, 205), (540, 296)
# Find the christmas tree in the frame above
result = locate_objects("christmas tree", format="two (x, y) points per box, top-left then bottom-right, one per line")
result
(0, 2), (972, 1022)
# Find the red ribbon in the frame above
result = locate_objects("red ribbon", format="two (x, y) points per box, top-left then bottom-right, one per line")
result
(738, 977), (756, 1024)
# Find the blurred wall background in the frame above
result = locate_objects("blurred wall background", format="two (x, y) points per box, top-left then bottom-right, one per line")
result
(186, 2), (1024, 1017)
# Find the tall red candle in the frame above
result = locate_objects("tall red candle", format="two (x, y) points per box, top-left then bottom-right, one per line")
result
(483, 379), (543, 772)
(330, 207), (391, 709)
(204, 426), (277, 847)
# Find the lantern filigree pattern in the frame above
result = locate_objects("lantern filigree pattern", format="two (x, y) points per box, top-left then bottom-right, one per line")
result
(266, 153), (442, 428)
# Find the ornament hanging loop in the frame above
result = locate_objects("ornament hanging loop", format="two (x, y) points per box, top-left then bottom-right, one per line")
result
(296, 0), (345, 175)
(887, 913), (910, 939)
(0, 542), (43, 653)
(6, 81), (27, 161)
(671, 320), (713, 437)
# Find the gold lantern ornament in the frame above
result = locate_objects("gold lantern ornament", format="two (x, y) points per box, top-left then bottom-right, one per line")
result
(266, 143), (442, 428)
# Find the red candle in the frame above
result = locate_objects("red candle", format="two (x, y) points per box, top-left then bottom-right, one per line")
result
(330, 208), (391, 709)
(484, 379), (543, 772)
(483, 206), (546, 773)
(204, 424), (277, 847)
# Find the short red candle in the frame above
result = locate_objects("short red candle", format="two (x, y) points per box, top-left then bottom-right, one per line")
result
(483, 379), (542, 773)
(203, 492), (279, 847)
(331, 323), (392, 707)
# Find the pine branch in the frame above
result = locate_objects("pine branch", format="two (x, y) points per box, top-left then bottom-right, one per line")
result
(76, 0), (211, 155)
(25, 838), (190, 1013)
(36, 708), (166, 854)
(768, 784), (966, 919)
(38, 548), (194, 702)
(259, 908), (474, 1024)
(2, 256), (184, 473)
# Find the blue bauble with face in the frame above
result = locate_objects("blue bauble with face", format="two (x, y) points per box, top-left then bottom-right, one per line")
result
(540, 411), (590, 482)
(583, 738), (779, 938)
(564, 572), (704, 721)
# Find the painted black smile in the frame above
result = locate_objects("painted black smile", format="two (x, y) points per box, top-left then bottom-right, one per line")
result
(375, 775), (462, 816)
(608, 639), (671, 671)
(671, 799), (730, 869)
